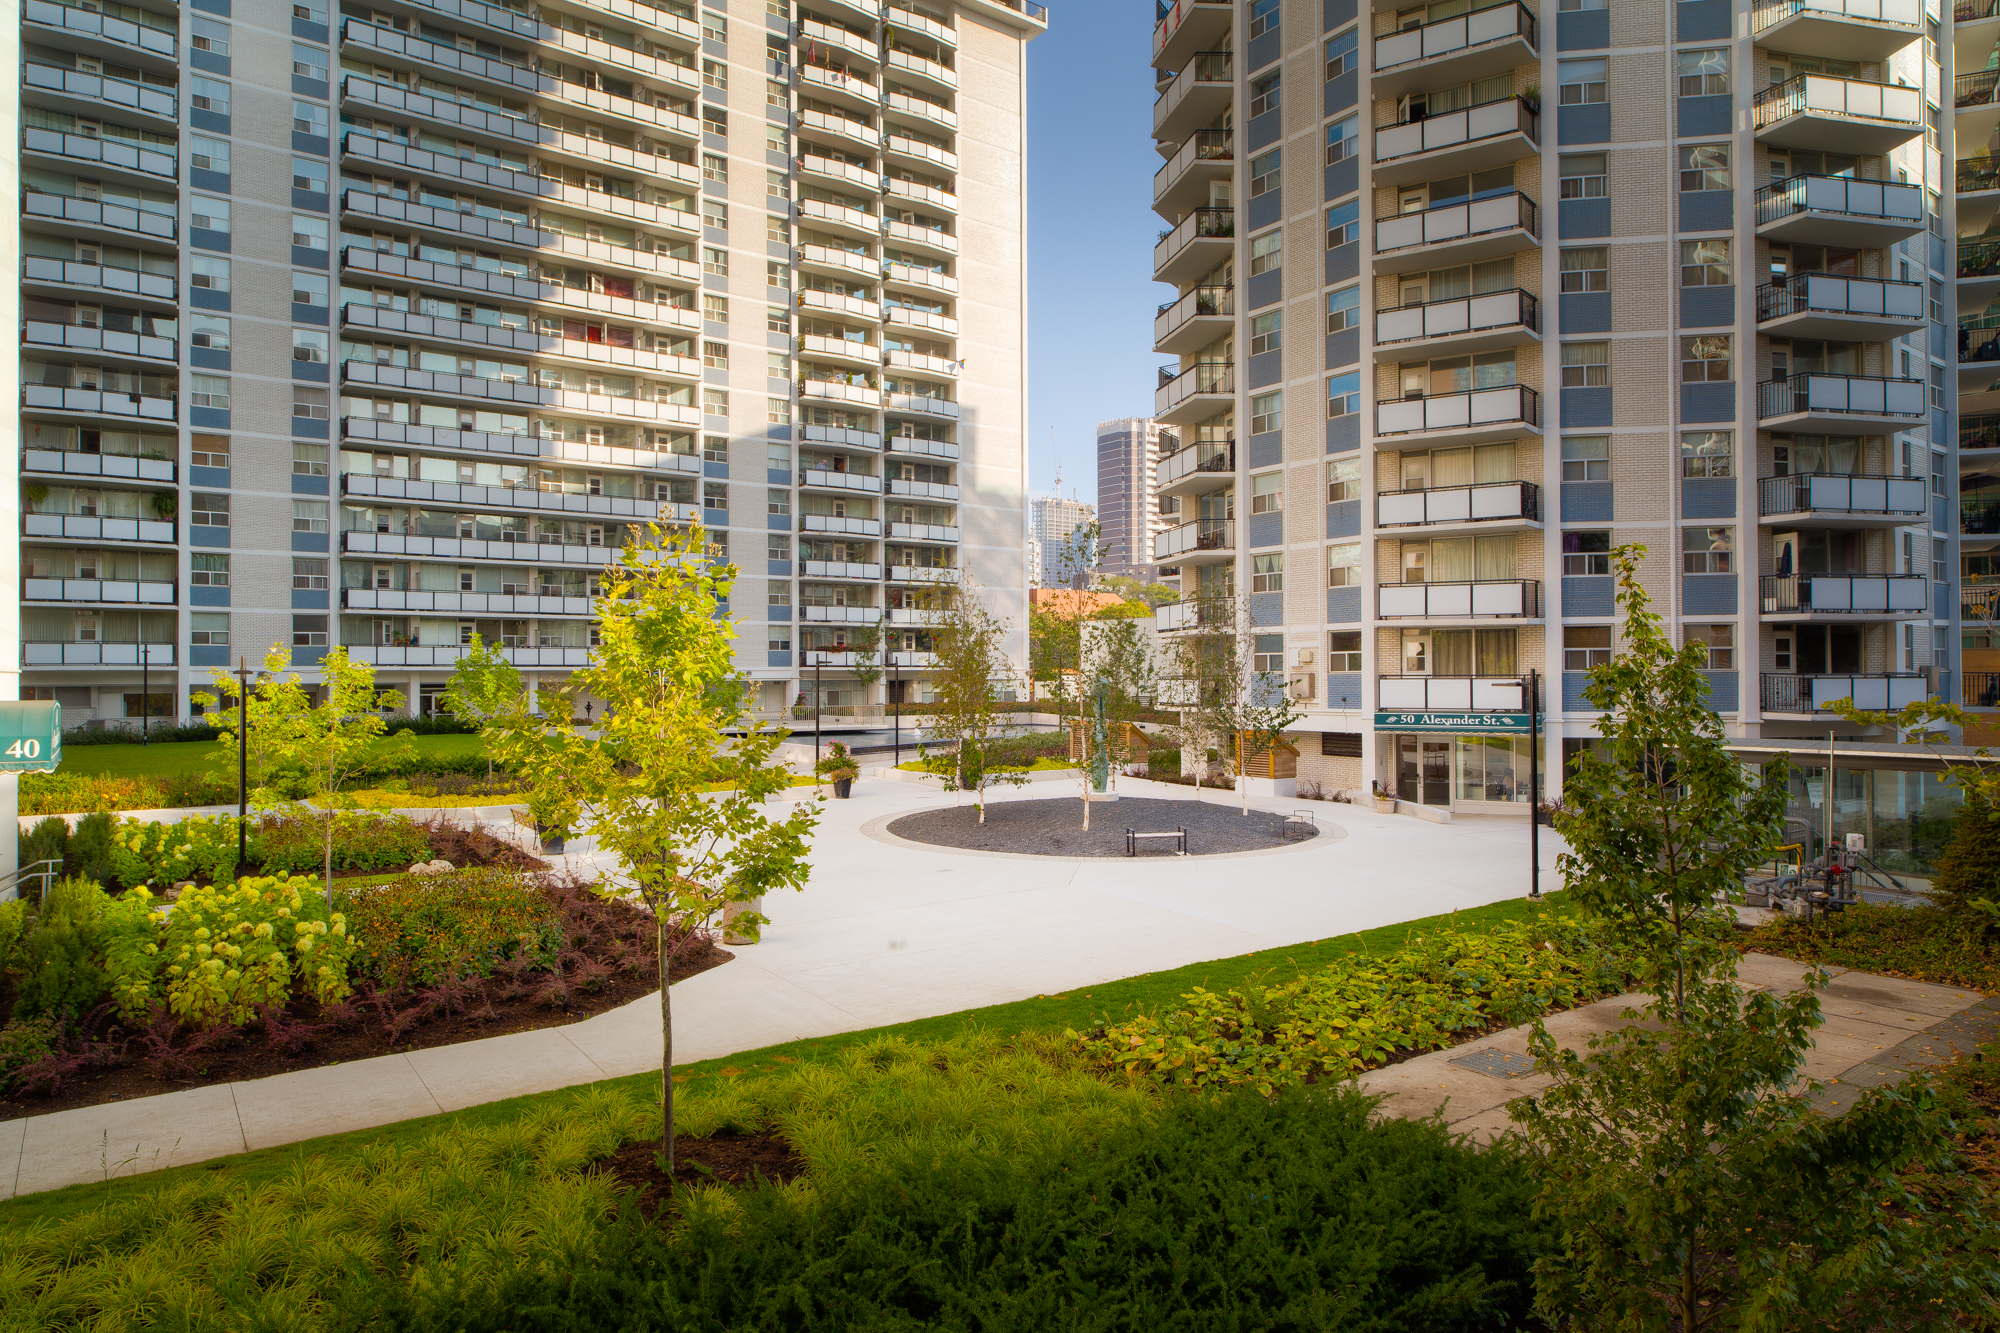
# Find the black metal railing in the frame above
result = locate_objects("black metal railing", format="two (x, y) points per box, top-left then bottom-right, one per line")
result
(1965, 413), (2000, 451)
(1757, 473), (1926, 518)
(1966, 671), (2000, 708)
(1762, 672), (1928, 714)
(1755, 270), (1921, 322)
(1755, 173), (1926, 227)
(1961, 237), (2000, 278)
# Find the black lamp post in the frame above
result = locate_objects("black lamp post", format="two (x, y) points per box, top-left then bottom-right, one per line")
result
(891, 654), (901, 769)
(813, 652), (825, 769)
(140, 642), (150, 745)
(236, 656), (250, 870)
(1524, 668), (1540, 899)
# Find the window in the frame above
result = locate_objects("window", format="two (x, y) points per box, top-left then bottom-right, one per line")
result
(1680, 430), (1732, 478)
(703, 198), (728, 229)
(293, 500), (329, 533)
(767, 488), (791, 517)
(191, 197), (229, 233)
(292, 557), (328, 590)
(1680, 334), (1731, 382)
(703, 59), (727, 91)
(768, 352), (792, 378)
(293, 442), (329, 476)
(702, 9), (727, 40)
(191, 436), (230, 468)
(1326, 285), (1360, 334)
(768, 397), (792, 424)
(293, 386), (330, 419)
(1558, 153), (1606, 199)
(1250, 150), (1281, 197)
(703, 340), (729, 368)
(1249, 229), (1283, 276)
(190, 613), (230, 647)
(293, 329), (328, 363)
(1678, 48), (1728, 97)
(1558, 58), (1607, 105)
(190, 492), (230, 527)
(1561, 342), (1609, 387)
(1679, 239), (1730, 287)
(293, 101), (328, 136)
(1561, 436), (1610, 481)
(191, 135), (230, 173)
(1328, 630), (1363, 670)
(1251, 391), (1283, 436)
(1249, 72), (1281, 119)
(1679, 144), (1729, 192)
(703, 152), (728, 183)
(293, 614), (328, 648)
(1325, 27), (1359, 80)
(1932, 362), (1946, 410)
(767, 171), (790, 200)
(1935, 535), (1948, 585)
(1687, 623), (1733, 668)
(1564, 625), (1611, 669)
(1252, 553), (1284, 593)
(1326, 458), (1361, 503)
(1251, 471), (1284, 514)
(1559, 247), (1607, 293)
(703, 104), (728, 136)
(1682, 525), (1733, 574)
(1563, 530), (1611, 575)
(768, 579), (791, 606)
(293, 271), (328, 305)
(190, 375), (231, 410)
(1325, 114), (1358, 166)
(1252, 633), (1285, 674)
(1249, 310), (1282, 356)
(1560, 0), (1606, 8)
(192, 17), (231, 55)
(1327, 371), (1361, 417)
(1327, 200), (1361, 248)
(292, 157), (327, 192)
(191, 256), (230, 291)
(1249, 0), (1280, 39)
(292, 214), (329, 250)
(767, 305), (792, 334)
(292, 42), (328, 79)
(703, 389), (729, 415)
(703, 481), (728, 511)
(703, 294), (729, 322)
(190, 314), (230, 350)
(192, 553), (230, 587)
(190, 77), (230, 114)
(704, 435), (728, 463)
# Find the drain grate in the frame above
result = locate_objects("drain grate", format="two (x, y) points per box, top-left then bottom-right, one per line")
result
(1448, 1048), (1539, 1080)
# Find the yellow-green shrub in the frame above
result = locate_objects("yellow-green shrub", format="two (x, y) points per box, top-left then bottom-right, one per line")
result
(161, 875), (357, 1027)
(106, 814), (242, 889)
(99, 886), (169, 1023)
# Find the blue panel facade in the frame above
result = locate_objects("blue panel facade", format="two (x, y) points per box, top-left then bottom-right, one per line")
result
(1248, 512), (1284, 547)
(1326, 415), (1360, 452)
(1562, 576), (1615, 616)
(1325, 673), (1364, 709)
(1326, 500), (1361, 538)
(1247, 270), (1284, 310)
(1556, 10), (1609, 48)
(1680, 381), (1735, 422)
(1250, 593), (1283, 625)
(1681, 477), (1735, 519)
(1558, 198), (1609, 238)
(1560, 291), (1611, 332)
(1679, 285), (1734, 327)
(1678, 94), (1730, 136)
(1700, 671), (1740, 712)
(1561, 386), (1612, 427)
(1679, 191), (1732, 232)
(1248, 431), (1283, 468)
(1676, 0), (1730, 39)
(1558, 103), (1609, 146)
(1248, 349), (1283, 388)
(1562, 672), (1596, 712)
(1326, 587), (1362, 622)
(1681, 574), (1738, 614)
(1325, 328), (1360, 368)
(1561, 481), (1613, 522)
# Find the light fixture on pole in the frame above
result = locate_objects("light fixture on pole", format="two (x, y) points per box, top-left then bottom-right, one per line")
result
(1524, 668), (1540, 899)
(813, 652), (824, 769)
(236, 656), (250, 870)
(140, 642), (150, 746)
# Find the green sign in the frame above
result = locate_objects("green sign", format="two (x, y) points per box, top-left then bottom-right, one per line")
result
(0, 702), (62, 774)
(1375, 710), (1538, 735)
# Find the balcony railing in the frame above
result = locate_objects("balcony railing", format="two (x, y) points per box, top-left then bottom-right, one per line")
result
(1154, 206), (1234, 274)
(23, 578), (175, 605)
(1965, 324), (2000, 364)
(1960, 68), (2000, 111)
(1378, 676), (1530, 712)
(1374, 288), (1538, 347)
(1155, 284), (1233, 342)
(1754, 173), (1925, 228)
(1756, 373), (1926, 422)
(1963, 581), (2000, 621)
(1755, 0), (1922, 28)
(1755, 271), (1922, 323)
(1965, 413), (2000, 451)
(1155, 597), (1230, 632)
(1154, 50), (1231, 131)
(1374, 2), (1536, 74)
(1157, 440), (1234, 487)
(1963, 237), (2000, 279)
(24, 642), (176, 667)
(1961, 0), (2000, 19)
(1374, 384), (1540, 438)
(1762, 672), (1929, 713)
(1153, 128), (1232, 199)
(1964, 496), (2000, 535)
(1758, 574), (1929, 614)
(1374, 190), (1537, 258)
(1753, 75), (1922, 133)
(1153, 518), (1234, 561)
(1758, 473), (1927, 518)
(1377, 579), (1541, 619)
(1373, 96), (1538, 165)
(1961, 159), (2000, 197)
(1967, 670), (2000, 709)
(1376, 479), (1541, 527)
(1155, 360), (1233, 415)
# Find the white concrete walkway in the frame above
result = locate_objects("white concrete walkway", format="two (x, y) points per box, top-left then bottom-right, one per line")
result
(4, 777), (1561, 1198)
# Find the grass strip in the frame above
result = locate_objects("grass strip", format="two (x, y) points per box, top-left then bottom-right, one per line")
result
(54, 734), (487, 779)
(0, 894), (1559, 1227)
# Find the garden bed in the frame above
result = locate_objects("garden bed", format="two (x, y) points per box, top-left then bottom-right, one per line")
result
(886, 796), (1313, 857)
(1742, 903), (2000, 992)
(593, 1129), (807, 1217)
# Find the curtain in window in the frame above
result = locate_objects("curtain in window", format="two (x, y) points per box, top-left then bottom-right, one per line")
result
(1433, 629), (1475, 675)
(1431, 446), (1474, 487)
(1474, 534), (1516, 580)
(1473, 442), (1515, 482)
(1477, 628), (1518, 675)
(1432, 538), (1474, 582)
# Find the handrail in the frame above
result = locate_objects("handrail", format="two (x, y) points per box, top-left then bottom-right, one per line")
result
(1752, 73), (1920, 130)
(1755, 172), (1924, 226)
(1755, 271), (1922, 322)
(0, 859), (64, 905)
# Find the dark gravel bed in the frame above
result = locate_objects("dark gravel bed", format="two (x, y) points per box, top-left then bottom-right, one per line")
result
(886, 796), (1318, 857)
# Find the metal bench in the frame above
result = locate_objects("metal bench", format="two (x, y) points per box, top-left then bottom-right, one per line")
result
(1281, 811), (1315, 841)
(1125, 827), (1188, 857)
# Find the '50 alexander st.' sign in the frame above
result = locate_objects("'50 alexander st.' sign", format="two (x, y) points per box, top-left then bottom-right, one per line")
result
(1374, 711), (1538, 735)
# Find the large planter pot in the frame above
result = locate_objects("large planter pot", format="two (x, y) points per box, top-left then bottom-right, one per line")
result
(1374, 797), (1397, 814)
(832, 778), (853, 799)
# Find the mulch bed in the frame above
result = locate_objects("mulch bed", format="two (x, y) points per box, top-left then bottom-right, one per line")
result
(887, 796), (1319, 857)
(595, 1130), (808, 1217)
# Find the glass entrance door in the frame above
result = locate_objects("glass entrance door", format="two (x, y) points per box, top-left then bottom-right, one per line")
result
(1396, 735), (1453, 804)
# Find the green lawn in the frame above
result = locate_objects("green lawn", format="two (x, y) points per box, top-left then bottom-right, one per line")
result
(58, 733), (486, 779)
(0, 893), (1561, 1228)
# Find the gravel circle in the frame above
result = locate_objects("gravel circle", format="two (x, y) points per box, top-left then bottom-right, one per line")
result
(885, 796), (1320, 858)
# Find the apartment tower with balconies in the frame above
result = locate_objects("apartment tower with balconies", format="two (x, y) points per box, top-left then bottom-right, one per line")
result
(16, 0), (1039, 726)
(1095, 414), (1169, 582)
(1149, 0), (1954, 813)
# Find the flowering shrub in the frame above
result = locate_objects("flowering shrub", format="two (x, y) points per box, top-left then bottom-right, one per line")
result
(160, 875), (357, 1028)
(99, 886), (169, 1023)
(1071, 919), (1625, 1095)
(106, 815), (242, 889)
(255, 811), (432, 876)
(341, 868), (563, 986)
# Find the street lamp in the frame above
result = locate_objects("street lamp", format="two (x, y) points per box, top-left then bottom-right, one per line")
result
(140, 642), (150, 746)
(1522, 667), (1541, 899)
(236, 656), (250, 870)
(813, 651), (825, 769)
(890, 652), (902, 768)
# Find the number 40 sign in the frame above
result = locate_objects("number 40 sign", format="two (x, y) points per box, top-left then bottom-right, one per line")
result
(0, 702), (62, 774)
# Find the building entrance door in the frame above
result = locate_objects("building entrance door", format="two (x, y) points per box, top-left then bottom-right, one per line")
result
(1396, 735), (1453, 805)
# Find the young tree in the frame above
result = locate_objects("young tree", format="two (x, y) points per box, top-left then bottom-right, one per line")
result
(1033, 519), (1106, 744)
(1514, 546), (1999, 1329)
(199, 645), (412, 909)
(440, 632), (528, 782)
(1160, 599), (1300, 813)
(923, 576), (1023, 824)
(1075, 613), (1158, 827)
(485, 522), (819, 1171)
(848, 621), (885, 710)
(1159, 603), (1235, 798)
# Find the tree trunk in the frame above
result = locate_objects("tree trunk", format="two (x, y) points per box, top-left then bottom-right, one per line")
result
(323, 800), (335, 913)
(660, 910), (674, 1171)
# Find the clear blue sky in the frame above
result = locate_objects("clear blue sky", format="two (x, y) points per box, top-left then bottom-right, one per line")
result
(1024, 3), (1162, 508)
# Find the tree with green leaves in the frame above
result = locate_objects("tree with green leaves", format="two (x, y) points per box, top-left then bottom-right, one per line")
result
(1098, 573), (1180, 608)
(441, 632), (528, 783)
(198, 645), (411, 908)
(1160, 598), (1300, 814)
(921, 576), (1023, 825)
(1076, 613), (1158, 827)
(484, 522), (819, 1170)
(847, 621), (884, 708)
(1513, 545), (1999, 1329)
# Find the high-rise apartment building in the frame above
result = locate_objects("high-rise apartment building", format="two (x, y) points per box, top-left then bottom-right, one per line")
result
(1958, 1), (2000, 737)
(1095, 415), (1169, 581)
(1149, 0), (1954, 813)
(1029, 491), (1093, 584)
(13, 0), (1041, 727)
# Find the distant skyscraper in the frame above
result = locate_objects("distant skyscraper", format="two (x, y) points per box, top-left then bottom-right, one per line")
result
(1030, 494), (1095, 586)
(1095, 418), (1169, 583)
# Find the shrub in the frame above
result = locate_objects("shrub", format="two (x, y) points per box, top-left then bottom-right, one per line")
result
(254, 810), (432, 876)
(0, 1015), (60, 1093)
(1746, 901), (2000, 991)
(160, 875), (357, 1028)
(106, 815), (243, 889)
(341, 869), (563, 986)
(161, 770), (238, 808)
(69, 811), (117, 884)
(61, 721), (220, 746)
(100, 888), (169, 1023)
(18, 773), (169, 817)
(0, 898), (26, 974)
(20, 815), (70, 874)
(13, 877), (115, 1020)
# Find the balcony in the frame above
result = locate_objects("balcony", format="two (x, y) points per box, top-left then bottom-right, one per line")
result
(802, 514), (883, 536)
(23, 578), (175, 605)
(1155, 361), (1233, 425)
(888, 6), (957, 46)
(22, 128), (176, 184)
(799, 378), (884, 409)
(802, 605), (884, 623)
(1755, 272), (1924, 340)
(24, 256), (175, 305)
(1963, 324), (2000, 391)
(885, 89), (957, 132)
(24, 190), (175, 244)
(884, 433), (957, 459)
(22, 384), (176, 423)
(798, 288), (882, 322)
(24, 643), (175, 667)
(1377, 579), (1541, 620)
(888, 478), (959, 502)
(1373, 191), (1539, 275)
(1371, 3), (1538, 101)
(799, 467), (883, 493)
(1154, 518), (1234, 564)
(884, 48), (956, 95)
(806, 423), (886, 452)
(1762, 672), (1929, 714)
(22, 448), (175, 484)
(1964, 494), (2000, 537)
(886, 521), (959, 541)
(24, 61), (176, 124)
(1370, 97), (1538, 187)
(1755, 174), (1926, 247)
(1154, 284), (1234, 355)
(1756, 373), (1926, 431)
(1153, 50), (1232, 143)
(342, 531), (625, 567)
(341, 474), (690, 523)
(1378, 676), (1528, 712)
(1758, 474), (1927, 526)
(889, 565), (959, 583)
(1372, 289), (1539, 359)
(801, 560), (883, 581)
(1153, 207), (1234, 287)
(1758, 574), (1929, 617)
(1155, 597), (1229, 633)
(1753, 0), (1922, 61)
(1964, 412), (2000, 454)
(801, 63), (880, 109)
(1969, 670), (2000, 708)
(1153, 0), (1232, 70)
(24, 321), (176, 367)
(1153, 129), (1233, 217)
(1960, 240), (2000, 312)
(882, 218), (958, 258)
(1157, 440), (1235, 496)
(23, 0), (176, 66)
(800, 335), (881, 371)
(800, 17), (879, 66)
(342, 589), (594, 616)
(349, 646), (593, 668)
(1374, 385), (1541, 447)
(1961, 156), (2000, 200)
(1752, 76), (1923, 154)
(1375, 479), (1542, 533)
(24, 514), (175, 545)
(886, 393), (960, 418)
